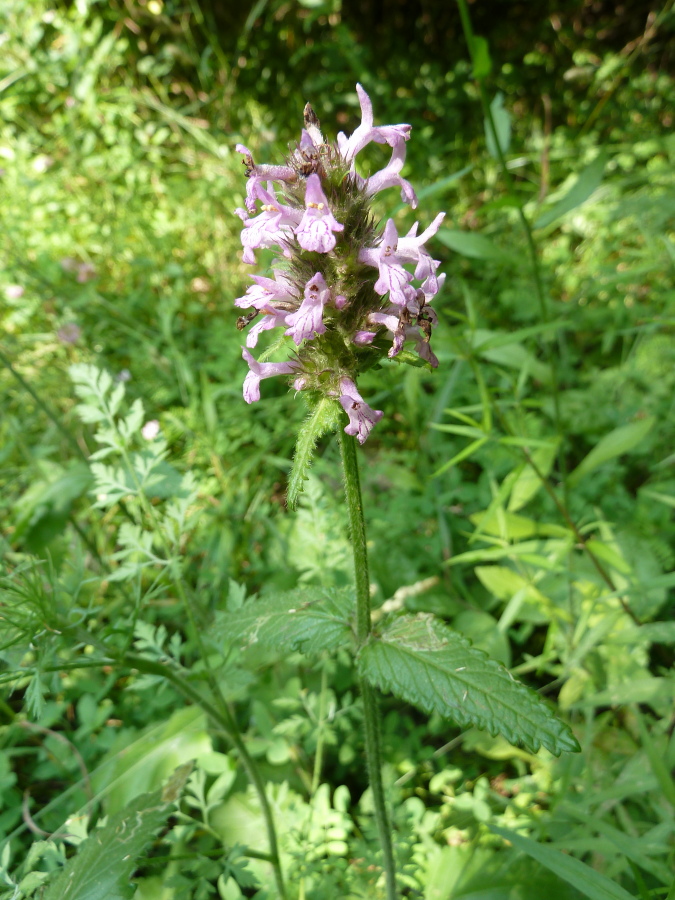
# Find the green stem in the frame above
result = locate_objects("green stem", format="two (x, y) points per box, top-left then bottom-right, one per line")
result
(338, 430), (398, 900)
(339, 430), (371, 642)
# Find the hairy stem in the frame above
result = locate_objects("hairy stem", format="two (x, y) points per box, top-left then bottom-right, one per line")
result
(339, 430), (398, 900)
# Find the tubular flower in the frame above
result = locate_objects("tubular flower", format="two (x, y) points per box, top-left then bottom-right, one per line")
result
(234, 85), (446, 443)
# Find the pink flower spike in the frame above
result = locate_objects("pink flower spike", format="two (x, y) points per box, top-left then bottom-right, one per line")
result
(285, 272), (330, 345)
(338, 377), (383, 445)
(242, 348), (299, 403)
(295, 174), (344, 253)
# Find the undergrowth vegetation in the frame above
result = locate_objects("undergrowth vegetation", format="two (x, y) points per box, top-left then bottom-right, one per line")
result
(0, 0), (674, 898)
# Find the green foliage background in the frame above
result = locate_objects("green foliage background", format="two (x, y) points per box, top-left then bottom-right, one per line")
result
(0, 0), (674, 897)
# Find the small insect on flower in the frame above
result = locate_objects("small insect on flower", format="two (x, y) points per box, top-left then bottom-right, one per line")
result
(234, 84), (446, 444)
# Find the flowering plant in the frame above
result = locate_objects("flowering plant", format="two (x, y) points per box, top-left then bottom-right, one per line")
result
(229, 88), (578, 900)
(234, 85), (445, 446)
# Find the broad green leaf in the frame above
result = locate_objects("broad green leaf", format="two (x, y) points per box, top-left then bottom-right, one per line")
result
(572, 677), (675, 708)
(216, 586), (355, 655)
(489, 825), (638, 900)
(475, 565), (549, 607)
(584, 538), (631, 574)
(534, 154), (607, 230)
(471, 510), (570, 541)
(508, 442), (559, 512)
(568, 416), (655, 487)
(92, 707), (211, 813)
(415, 166), (473, 201)
(469, 329), (551, 382)
(436, 229), (507, 260)
(44, 768), (189, 900)
(471, 35), (492, 79)
(359, 614), (579, 755)
(485, 93), (511, 159)
(287, 397), (341, 509)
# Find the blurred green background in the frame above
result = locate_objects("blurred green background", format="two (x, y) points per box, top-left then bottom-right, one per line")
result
(1, 0), (674, 897)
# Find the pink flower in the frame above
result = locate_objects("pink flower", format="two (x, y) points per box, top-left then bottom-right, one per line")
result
(360, 219), (416, 308)
(397, 213), (446, 291)
(295, 174), (344, 253)
(5, 285), (24, 300)
(242, 348), (300, 403)
(234, 272), (297, 311)
(364, 142), (417, 208)
(368, 309), (439, 367)
(338, 377), (383, 445)
(285, 273), (330, 345)
(246, 311), (289, 348)
(338, 84), (411, 162)
(353, 330), (377, 345)
(236, 144), (296, 214)
(238, 184), (301, 264)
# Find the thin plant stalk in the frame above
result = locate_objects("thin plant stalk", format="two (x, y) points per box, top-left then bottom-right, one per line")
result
(339, 429), (398, 900)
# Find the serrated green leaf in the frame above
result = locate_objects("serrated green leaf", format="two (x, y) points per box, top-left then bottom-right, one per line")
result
(489, 825), (637, 900)
(25, 673), (46, 719)
(568, 416), (655, 487)
(43, 769), (189, 900)
(120, 398), (145, 440)
(216, 586), (355, 656)
(74, 403), (107, 424)
(534, 154), (606, 230)
(359, 614), (579, 755)
(287, 398), (341, 509)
